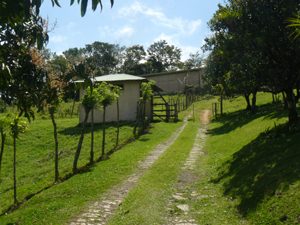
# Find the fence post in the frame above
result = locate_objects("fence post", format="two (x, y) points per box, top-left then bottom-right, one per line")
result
(175, 103), (178, 120)
(193, 104), (195, 122)
(215, 102), (218, 119)
(166, 102), (170, 122)
(220, 95), (223, 116)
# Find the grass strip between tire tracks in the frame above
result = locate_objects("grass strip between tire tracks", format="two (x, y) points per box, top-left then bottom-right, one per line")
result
(107, 121), (199, 225)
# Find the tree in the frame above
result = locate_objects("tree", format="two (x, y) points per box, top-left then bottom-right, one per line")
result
(97, 82), (118, 157)
(1, 0), (114, 26)
(85, 41), (125, 75)
(286, 15), (300, 39)
(121, 45), (146, 74)
(147, 40), (182, 72)
(1, 0), (114, 121)
(73, 87), (101, 173)
(0, 114), (11, 179)
(203, 0), (300, 121)
(10, 115), (28, 204)
(184, 51), (203, 69)
(43, 77), (62, 181)
(113, 85), (122, 147)
(133, 80), (155, 135)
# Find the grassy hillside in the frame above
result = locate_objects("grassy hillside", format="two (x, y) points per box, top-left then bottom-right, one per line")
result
(0, 108), (183, 224)
(1, 93), (299, 224)
(190, 93), (300, 224)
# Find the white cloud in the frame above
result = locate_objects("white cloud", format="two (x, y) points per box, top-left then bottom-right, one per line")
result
(67, 22), (77, 30)
(153, 33), (200, 61)
(50, 35), (67, 43)
(181, 46), (200, 61)
(154, 33), (180, 46)
(118, 1), (202, 36)
(98, 25), (134, 39)
(116, 26), (134, 37)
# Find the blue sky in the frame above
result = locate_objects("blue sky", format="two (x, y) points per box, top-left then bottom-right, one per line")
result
(40, 0), (224, 60)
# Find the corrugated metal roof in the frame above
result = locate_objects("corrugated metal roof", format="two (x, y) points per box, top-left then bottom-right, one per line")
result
(75, 74), (147, 83)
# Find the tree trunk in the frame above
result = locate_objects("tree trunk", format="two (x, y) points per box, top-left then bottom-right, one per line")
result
(244, 94), (251, 110)
(73, 111), (90, 174)
(51, 113), (59, 182)
(13, 137), (17, 204)
(0, 130), (5, 178)
(116, 99), (120, 147)
(220, 95), (223, 116)
(102, 107), (106, 157)
(286, 89), (299, 126)
(90, 110), (94, 164)
(143, 99), (146, 129)
(282, 92), (288, 109)
(71, 90), (77, 116)
(133, 102), (140, 135)
(251, 91), (257, 109)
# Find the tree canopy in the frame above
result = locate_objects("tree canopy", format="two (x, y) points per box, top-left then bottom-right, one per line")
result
(203, 0), (300, 124)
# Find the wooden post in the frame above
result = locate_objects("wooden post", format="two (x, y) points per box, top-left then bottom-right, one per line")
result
(220, 95), (223, 116)
(175, 103), (178, 120)
(215, 103), (218, 119)
(193, 104), (195, 122)
(166, 102), (170, 122)
(150, 95), (153, 121)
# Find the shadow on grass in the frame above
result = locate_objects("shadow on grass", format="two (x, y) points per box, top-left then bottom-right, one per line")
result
(211, 104), (300, 216)
(209, 103), (289, 136)
(58, 121), (135, 136)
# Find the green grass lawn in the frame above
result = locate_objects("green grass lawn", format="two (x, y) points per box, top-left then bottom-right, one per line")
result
(0, 112), (183, 224)
(190, 93), (300, 224)
(1, 92), (300, 224)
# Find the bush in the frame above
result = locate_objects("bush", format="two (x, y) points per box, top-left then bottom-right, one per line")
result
(0, 100), (8, 113)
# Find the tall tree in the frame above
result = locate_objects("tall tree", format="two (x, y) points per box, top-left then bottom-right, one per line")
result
(0, 114), (11, 179)
(113, 85), (122, 147)
(73, 87), (101, 173)
(10, 115), (28, 204)
(97, 82), (118, 157)
(184, 51), (203, 69)
(147, 40), (181, 72)
(85, 42), (125, 75)
(203, 0), (300, 120)
(122, 45), (146, 74)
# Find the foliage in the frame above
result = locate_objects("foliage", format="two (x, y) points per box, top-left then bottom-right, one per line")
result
(183, 51), (203, 69)
(84, 41), (125, 75)
(203, 0), (300, 124)
(73, 86), (101, 173)
(0, 113), (12, 178)
(96, 82), (117, 108)
(81, 87), (102, 114)
(140, 80), (155, 102)
(97, 82), (118, 156)
(286, 14), (300, 39)
(147, 40), (181, 72)
(10, 115), (29, 139)
(121, 45), (146, 75)
(134, 80), (156, 134)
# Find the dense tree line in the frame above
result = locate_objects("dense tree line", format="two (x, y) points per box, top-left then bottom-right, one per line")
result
(203, 0), (300, 125)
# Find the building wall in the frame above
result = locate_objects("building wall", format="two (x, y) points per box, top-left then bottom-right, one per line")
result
(79, 80), (151, 124)
(141, 68), (203, 94)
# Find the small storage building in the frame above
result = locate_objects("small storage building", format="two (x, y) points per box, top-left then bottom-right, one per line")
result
(77, 74), (152, 124)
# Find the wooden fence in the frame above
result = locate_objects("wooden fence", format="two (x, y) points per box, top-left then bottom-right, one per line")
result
(152, 91), (200, 121)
